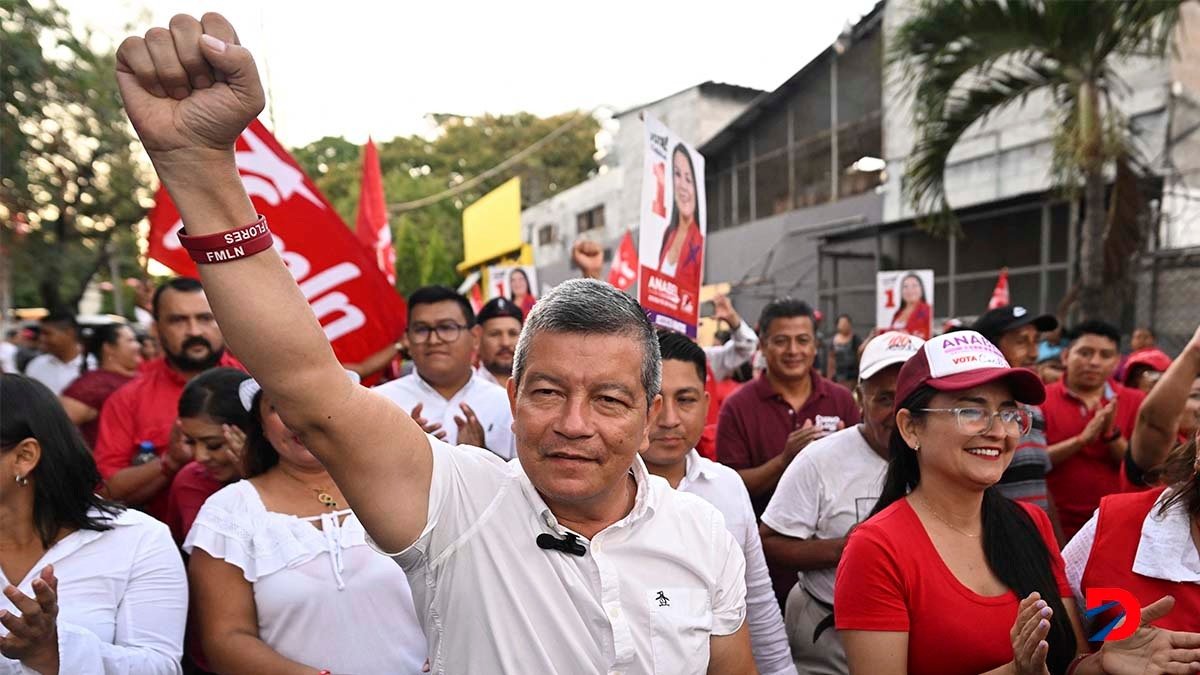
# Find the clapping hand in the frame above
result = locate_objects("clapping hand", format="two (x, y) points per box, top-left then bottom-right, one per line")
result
(0, 566), (60, 674)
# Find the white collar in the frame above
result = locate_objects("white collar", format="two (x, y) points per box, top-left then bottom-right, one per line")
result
(518, 454), (657, 539)
(411, 371), (475, 402)
(678, 449), (721, 492)
(1132, 487), (1200, 583)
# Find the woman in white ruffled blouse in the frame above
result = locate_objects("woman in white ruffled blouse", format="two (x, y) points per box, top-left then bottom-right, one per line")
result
(183, 376), (426, 674)
(1, 374), (186, 674)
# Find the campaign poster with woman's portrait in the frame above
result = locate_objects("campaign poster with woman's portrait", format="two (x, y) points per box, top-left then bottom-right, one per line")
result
(488, 265), (539, 317)
(876, 269), (934, 340)
(638, 114), (706, 337)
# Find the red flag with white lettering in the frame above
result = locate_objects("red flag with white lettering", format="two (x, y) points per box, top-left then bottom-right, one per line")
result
(355, 137), (397, 286)
(988, 267), (1010, 310)
(145, 119), (406, 364)
(607, 230), (638, 291)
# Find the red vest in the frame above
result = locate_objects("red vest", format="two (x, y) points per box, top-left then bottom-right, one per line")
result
(1081, 487), (1200, 631)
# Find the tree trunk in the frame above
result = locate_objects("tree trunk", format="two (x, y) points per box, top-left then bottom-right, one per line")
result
(1078, 169), (1107, 321)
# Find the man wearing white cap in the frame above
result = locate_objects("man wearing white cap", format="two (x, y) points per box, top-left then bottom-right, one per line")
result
(759, 331), (923, 674)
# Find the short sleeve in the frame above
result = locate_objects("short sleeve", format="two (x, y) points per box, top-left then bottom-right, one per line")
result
(1061, 513), (1098, 609)
(716, 402), (752, 470)
(709, 514), (748, 636)
(368, 437), (507, 571)
(761, 450), (823, 540)
(834, 527), (910, 631)
(1021, 502), (1072, 598)
(93, 386), (137, 479)
(61, 373), (100, 409)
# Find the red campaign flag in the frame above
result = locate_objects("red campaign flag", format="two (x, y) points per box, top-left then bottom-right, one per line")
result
(988, 267), (1010, 310)
(146, 119), (407, 365)
(607, 230), (639, 291)
(355, 137), (397, 286)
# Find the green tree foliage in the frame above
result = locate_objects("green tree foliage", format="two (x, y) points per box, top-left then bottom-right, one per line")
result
(890, 0), (1182, 320)
(292, 111), (600, 296)
(1, 0), (149, 313)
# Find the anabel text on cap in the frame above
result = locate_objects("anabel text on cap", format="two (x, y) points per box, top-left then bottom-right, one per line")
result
(893, 330), (1046, 413)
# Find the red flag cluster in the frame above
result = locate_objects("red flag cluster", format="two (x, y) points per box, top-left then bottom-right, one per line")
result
(146, 120), (406, 365)
(607, 231), (638, 291)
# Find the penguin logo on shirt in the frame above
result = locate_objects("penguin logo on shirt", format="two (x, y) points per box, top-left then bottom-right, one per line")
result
(655, 591), (670, 607)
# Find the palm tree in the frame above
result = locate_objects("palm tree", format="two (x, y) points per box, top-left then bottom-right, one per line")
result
(891, 0), (1185, 320)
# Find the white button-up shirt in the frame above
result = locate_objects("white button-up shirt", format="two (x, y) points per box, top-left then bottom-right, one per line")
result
(373, 438), (747, 674)
(374, 372), (515, 459)
(677, 450), (797, 675)
(1, 508), (186, 675)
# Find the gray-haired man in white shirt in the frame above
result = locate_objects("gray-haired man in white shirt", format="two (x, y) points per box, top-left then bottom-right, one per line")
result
(112, 19), (755, 671)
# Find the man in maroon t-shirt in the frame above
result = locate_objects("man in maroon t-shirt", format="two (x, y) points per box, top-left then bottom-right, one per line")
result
(1043, 320), (1146, 539)
(94, 277), (239, 520)
(717, 298), (859, 604)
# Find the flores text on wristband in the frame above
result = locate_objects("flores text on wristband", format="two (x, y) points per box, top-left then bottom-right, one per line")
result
(178, 215), (274, 264)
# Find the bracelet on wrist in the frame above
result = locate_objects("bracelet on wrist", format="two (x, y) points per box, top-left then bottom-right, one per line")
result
(177, 215), (273, 264)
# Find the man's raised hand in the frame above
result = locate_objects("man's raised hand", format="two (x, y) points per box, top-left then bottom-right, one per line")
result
(116, 13), (264, 163)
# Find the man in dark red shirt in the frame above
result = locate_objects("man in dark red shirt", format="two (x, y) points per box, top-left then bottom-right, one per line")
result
(1043, 320), (1146, 539)
(717, 298), (859, 604)
(94, 277), (239, 520)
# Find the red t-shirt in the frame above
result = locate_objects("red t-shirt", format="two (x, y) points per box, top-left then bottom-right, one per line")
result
(164, 461), (227, 545)
(835, 498), (1071, 675)
(1042, 380), (1146, 539)
(93, 355), (241, 520)
(61, 369), (136, 449)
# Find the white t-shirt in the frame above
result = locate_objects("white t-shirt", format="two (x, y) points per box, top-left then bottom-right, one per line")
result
(373, 438), (747, 674)
(183, 481), (426, 674)
(0, 508), (186, 675)
(374, 372), (515, 459)
(760, 425), (888, 605)
(677, 451), (797, 675)
(24, 352), (93, 396)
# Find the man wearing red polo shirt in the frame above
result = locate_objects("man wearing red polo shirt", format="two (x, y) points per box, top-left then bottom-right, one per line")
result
(94, 277), (239, 520)
(1043, 320), (1146, 539)
(718, 297), (859, 605)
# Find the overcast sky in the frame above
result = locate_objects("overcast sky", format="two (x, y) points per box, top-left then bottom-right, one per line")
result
(62, 0), (880, 147)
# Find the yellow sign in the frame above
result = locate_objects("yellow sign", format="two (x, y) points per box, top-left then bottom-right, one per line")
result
(459, 177), (523, 272)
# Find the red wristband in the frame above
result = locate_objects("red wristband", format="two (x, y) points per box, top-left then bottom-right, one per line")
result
(177, 215), (273, 264)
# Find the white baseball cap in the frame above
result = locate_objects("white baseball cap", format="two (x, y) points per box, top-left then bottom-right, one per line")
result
(859, 331), (926, 381)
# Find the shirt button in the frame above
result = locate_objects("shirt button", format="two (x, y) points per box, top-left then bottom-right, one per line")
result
(608, 606), (621, 620)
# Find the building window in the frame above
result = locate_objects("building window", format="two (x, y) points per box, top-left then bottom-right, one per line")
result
(577, 205), (605, 234)
(537, 224), (556, 246)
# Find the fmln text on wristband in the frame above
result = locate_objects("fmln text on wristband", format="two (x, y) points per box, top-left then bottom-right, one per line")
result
(177, 215), (274, 264)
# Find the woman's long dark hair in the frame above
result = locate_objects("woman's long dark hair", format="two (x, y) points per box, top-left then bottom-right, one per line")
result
(871, 385), (1077, 674)
(891, 273), (928, 325)
(78, 322), (128, 376)
(508, 268), (531, 301)
(1151, 433), (1200, 519)
(1, 374), (124, 547)
(241, 390), (280, 478)
(178, 368), (252, 428)
(658, 144), (701, 264)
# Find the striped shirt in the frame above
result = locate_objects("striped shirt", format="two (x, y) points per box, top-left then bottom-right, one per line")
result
(995, 404), (1052, 513)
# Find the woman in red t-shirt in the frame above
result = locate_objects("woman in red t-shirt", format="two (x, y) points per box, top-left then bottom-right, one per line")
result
(835, 331), (1200, 675)
(167, 367), (251, 544)
(60, 322), (142, 448)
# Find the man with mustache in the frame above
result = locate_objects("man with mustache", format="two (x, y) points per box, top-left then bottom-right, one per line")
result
(1042, 320), (1147, 539)
(475, 297), (523, 389)
(374, 286), (515, 459)
(111, 15), (755, 671)
(94, 277), (240, 520)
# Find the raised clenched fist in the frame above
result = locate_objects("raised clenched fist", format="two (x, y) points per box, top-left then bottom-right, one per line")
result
(116, 13), (265, 163)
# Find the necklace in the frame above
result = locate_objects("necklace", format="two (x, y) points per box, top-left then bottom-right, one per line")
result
(279, 467), (340, 509)
(912, 493), (981, 538)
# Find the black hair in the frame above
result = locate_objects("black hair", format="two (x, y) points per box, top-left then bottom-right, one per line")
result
(39, 311), (78, 332)
(0, 374), (124, 547)
(1152, 435), (1199, 520)
(837, 313), (853, 324)
(656, 327), (707, 385)
(757, 298), (816, 338)
(508, 268), (532, 299)
(152, 277), (204, 319)
(241, 390), (280, 478)
(658, 144), (701, 264)
(78, 322), (132, 375)
(891, 274), (928, 326)
(407, 285), (475, 327)
(178, 368), (253, 429)
(870, 385), (1076, 673)
(1065, 320), (1120, 347)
